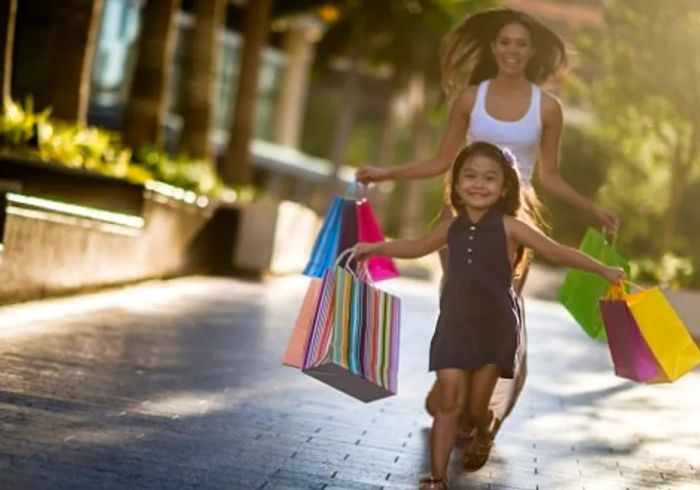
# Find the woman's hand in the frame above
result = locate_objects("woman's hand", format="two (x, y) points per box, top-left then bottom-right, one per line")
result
(602, 266), (626, 284)
(353, 242), (381, 261)
(355, 166), (389, 185)
(592, 204), (620, 234)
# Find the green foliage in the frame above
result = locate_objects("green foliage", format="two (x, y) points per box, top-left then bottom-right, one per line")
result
(0, 98), (50, 146)
(631, 253), (694, 289)
(0, 98), (245, 199)
(578, 0), (700, 286)
(38, 123), (132, 178)
(133, 145), (225, 196)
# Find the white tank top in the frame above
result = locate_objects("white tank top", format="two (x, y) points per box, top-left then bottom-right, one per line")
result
(467, 79), (542, 186)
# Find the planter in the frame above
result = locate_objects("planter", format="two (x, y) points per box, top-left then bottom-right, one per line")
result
(233, 198), (319, 275)
(0, 157), (216, 304)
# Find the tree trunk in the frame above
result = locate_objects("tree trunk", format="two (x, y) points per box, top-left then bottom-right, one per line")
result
(177, 0), (226, 161)
(222, 0), (273, 186)
(122, 0), (182, 150)
(274, 19), (316, 148)
(47, 0), (104, 124)
(326, 53), (360, 202)
(0, 0), (17, 111)
(371, 80), (401, 222)
(400, 73), (429, 238)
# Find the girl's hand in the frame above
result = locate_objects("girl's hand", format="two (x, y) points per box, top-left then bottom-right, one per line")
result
(603, 266), (626, 284)
(355, 166), (389, 184)
(353, 242), (379, 261)
(592, 204), (620, 234)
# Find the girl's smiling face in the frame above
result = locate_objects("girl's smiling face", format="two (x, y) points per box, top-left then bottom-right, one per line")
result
(454, 155), (505, 211)
(491, 22), (534, 77)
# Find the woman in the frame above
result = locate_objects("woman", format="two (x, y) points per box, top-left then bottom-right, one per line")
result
(356, 7), (619, 471)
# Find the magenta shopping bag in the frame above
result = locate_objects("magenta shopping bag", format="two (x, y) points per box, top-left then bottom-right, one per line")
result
(599, 286), (661, 382)
(356, 199), (399, 282)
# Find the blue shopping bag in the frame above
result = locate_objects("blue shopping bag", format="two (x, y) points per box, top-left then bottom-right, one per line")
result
(303, 196), (348, 277)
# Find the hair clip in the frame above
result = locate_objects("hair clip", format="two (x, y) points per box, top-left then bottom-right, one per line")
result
(502, 147), (517, 168)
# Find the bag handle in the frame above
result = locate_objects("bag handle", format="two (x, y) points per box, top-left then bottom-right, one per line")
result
(334, 247), (373, 284)
(600, 226), (618, 247)
(346, 180), (367, 202)
(604, 280), (645, 300)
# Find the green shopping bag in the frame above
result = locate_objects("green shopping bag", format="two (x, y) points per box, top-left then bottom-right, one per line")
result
(558, 228), (630, 340)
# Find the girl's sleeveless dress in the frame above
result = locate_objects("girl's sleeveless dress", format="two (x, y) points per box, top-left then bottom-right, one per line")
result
(430, 209), (521, 377)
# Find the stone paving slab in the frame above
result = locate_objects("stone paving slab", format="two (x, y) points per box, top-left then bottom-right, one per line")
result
(0, 276), (699, 489)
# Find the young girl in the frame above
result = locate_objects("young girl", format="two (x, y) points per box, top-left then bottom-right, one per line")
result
(353, 141), (624, 490)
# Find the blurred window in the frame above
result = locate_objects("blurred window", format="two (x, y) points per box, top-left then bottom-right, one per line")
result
(88, 0), (144, 126)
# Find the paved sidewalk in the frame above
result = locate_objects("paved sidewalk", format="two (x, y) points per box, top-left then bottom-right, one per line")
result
(0, 276), (698, 489)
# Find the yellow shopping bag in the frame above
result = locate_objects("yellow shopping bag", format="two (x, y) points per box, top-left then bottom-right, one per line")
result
(625, 287), (700, 381)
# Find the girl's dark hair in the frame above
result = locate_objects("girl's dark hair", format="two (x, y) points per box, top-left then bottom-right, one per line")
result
(441, 8), (567, 96)
(447, 141), (545, 278)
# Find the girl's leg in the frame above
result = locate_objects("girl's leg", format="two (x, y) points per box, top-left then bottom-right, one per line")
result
(426, 368), (469, 485)
(462, 364), (501, 471)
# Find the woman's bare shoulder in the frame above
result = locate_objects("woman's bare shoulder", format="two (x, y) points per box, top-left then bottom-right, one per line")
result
(452, 85), (479, 113)
(540, 90), (563, 118)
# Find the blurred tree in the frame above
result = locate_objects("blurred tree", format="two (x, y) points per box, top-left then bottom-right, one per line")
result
(12, 0), (104, 125)
(223, 0), (273, 186)
(580, 0), (700, 257)
(290, 0), (493, 222)
(178, 0), (227, 162)
(0, 0), (17, 112)
(122, 0), (182, 150)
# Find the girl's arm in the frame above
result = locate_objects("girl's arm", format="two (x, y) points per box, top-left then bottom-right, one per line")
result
(506, 217), (625, 283)
(537, 93), (620, 232)
(353, 218), (453, 260)
(355, 89), (475, 183)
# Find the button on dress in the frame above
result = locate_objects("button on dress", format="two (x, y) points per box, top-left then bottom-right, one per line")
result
(429, 208), (521, 378)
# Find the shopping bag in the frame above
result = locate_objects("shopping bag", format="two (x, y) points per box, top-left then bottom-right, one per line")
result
(356, 199), (399, 282)
(303, 250), (401, 402)
(625, 286), (700, 381)
(336, 198), (359, 270)
(282, 278), (323, 368)
(599, 285), (662, 382)
(558, 228), (630, 339)
(303, 267), (338, 369)
(303, 196), (346, 277)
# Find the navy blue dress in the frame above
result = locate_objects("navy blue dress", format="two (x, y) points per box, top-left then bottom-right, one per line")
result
(429, 208), (521, 378)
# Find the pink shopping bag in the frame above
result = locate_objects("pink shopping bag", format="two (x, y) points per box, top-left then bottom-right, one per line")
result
(356, 199), (399, 282)
(599, 286), (663, 382)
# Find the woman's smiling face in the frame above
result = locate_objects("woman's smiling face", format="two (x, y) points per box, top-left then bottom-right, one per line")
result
(491, 22), (534, 77)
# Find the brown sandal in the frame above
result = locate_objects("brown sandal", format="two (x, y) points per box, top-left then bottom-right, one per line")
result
(462, 434), (494, 472)
(419, 476), (448, 489)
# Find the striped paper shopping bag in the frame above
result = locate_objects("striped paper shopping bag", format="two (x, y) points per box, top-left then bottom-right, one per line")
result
(302, 253), (401, 402)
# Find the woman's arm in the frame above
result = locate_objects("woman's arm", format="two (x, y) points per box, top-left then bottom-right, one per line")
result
(506, 217), (625, 283)
(538, 93), (620, 232)
(354, 218), (453, 260)
(355, 89), (475, 183)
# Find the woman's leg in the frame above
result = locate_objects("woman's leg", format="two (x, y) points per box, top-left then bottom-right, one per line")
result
(427, 368), (469, 484)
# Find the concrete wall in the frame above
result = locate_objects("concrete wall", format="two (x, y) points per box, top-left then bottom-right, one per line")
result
(0, 187), (213, 304)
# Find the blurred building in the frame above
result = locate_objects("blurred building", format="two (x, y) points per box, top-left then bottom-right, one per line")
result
(84, 0), (286, 153)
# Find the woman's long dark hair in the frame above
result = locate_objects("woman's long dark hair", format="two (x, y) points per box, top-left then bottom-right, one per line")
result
(448, 141), (545, 278)
(441, 8), (567, 96)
